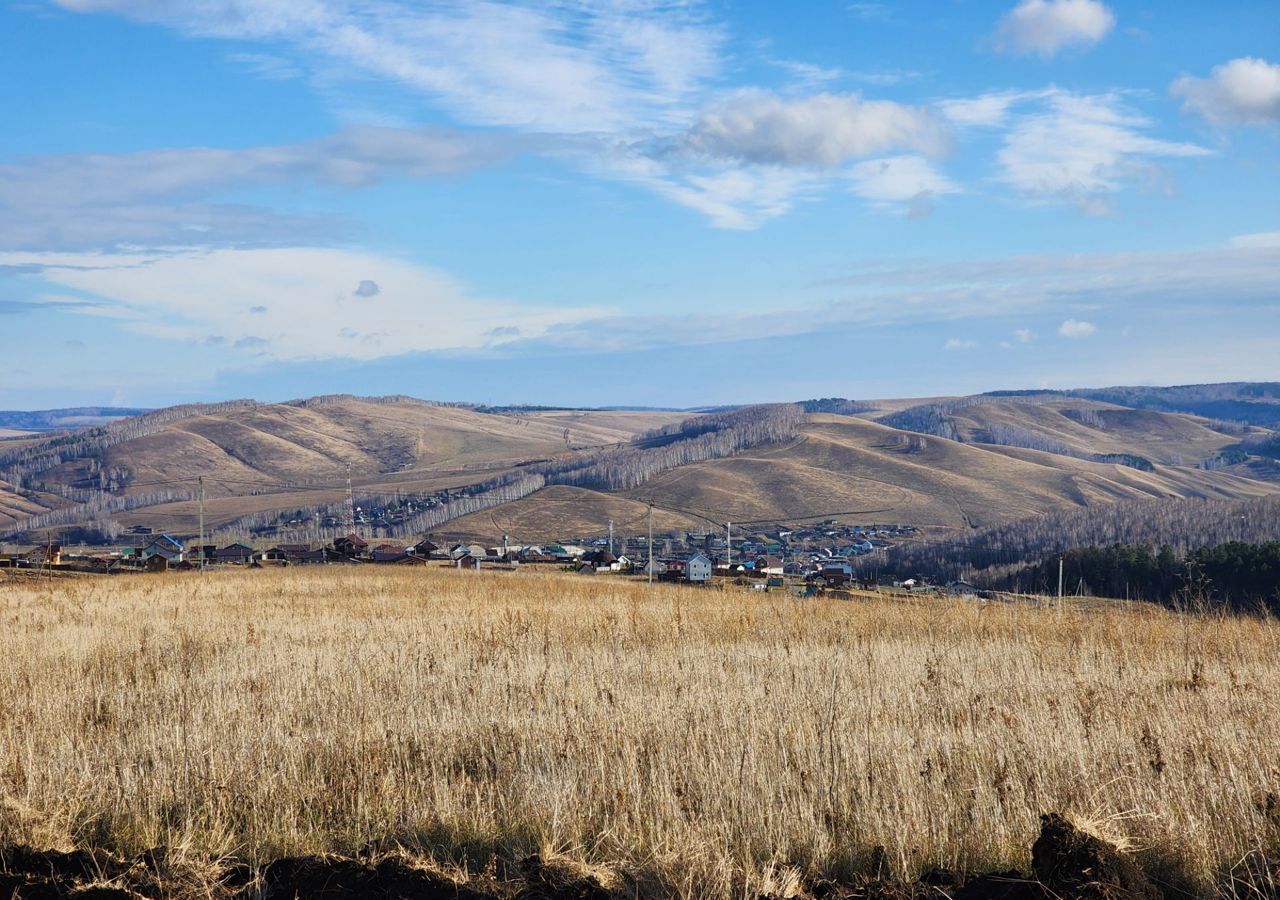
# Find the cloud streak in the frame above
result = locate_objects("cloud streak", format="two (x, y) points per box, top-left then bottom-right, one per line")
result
(53, 0), (724, 134)
(0, 126), (521, 250)
(5, 246), (608, 360)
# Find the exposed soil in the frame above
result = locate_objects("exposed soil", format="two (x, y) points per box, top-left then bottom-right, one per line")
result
(1, 813), (1275, 900)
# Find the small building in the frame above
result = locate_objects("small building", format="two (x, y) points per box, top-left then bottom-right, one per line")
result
(139, 534), (184, 563)
(685, 553), (713, 584)
(214, 543), (255, 564)
(412, 539), (439, 558)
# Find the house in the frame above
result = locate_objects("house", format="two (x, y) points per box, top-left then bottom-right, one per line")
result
(144, 555), (168, 573)
(267, 544), (314, 563)
(946, 580), (979, 597)
(638, 557), (663, 577)
(685, 553), (713, 584)
(818, 561), (854, 586)
(455, 554), (479, 570)
(411, 539), (439, 557)
(214, 543), (255, 564)
(575, 561), (597, 575)
(290, 548), (330, 565)
(139, 534), (184, 563)
(372, 548), (409, 563)
(333, 534), (369, 558)
(756, 555), (784, 576)
(23, 546), (60, 567)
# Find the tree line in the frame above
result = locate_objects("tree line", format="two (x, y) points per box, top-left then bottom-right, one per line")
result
(1007, 541), (1280, 611)
(867, 495), (1280, 608)
(534, 404), (804, 491)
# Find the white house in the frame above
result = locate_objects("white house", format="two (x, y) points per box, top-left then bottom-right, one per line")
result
(685, 553), (713, 584)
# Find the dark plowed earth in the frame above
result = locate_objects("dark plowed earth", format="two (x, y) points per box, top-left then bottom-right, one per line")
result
(2, 813), (1277, 900)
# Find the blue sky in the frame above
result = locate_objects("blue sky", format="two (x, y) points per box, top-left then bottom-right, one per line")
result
(1, 0), (1277, 409)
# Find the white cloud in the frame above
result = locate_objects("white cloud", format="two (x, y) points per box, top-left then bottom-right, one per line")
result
(598, 90), (952, 229)
(7, 247), (607, 360)
(1014, 328), (1037, 343)
(1058, 318), (1097, 338)
(995, 90), (1208, 209)
(848, 155), (961, 211)
(681, 90), (950, 167)
(944, 338), (977, 350)
(994, 0), (1115, 57)
(53, 0), (724, 134)
(1171, 57), (1280, 126)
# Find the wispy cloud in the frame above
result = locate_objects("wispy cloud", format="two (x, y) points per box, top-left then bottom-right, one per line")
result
(53, 0), (725, 134)
(0, 126), (523, 250)
(847, 155), (961, 214)
(994, 90), (1208, 211)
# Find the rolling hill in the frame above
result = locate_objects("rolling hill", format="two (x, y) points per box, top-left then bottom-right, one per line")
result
(3, 387), (1279, 546)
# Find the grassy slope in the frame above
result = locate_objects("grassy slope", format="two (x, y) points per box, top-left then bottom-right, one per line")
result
(443, 484), (710, 543)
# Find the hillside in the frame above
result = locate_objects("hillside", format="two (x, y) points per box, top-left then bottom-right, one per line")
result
(4, 388), (1279, 546)
(431, 412), (1279, 542)
(0, 398), (694, 539)
(621, 414), (1275, 530)
(442, 484), (709, 543)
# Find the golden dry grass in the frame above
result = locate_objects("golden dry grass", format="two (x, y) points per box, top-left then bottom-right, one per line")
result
(1, 567), (1278, 897)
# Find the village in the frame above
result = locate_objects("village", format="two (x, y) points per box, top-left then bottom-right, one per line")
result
(0, 520), (993, 596)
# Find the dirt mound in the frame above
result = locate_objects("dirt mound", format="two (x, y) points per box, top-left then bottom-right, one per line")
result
(1031, 814), (1160, 899)
(258, 855), (496, 900)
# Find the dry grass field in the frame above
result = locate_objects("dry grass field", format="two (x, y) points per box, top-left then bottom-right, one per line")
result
(2, 567), (1279, 898)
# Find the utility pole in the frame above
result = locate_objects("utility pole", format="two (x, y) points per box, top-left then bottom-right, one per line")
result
(647, 501), (654, 586)
(198, 475), (205, 571)
(726, 520), (732, 571)
(346, 465), (356, 538)
(608, 519), (614, 557)
(1057, 556), (1064, 605)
